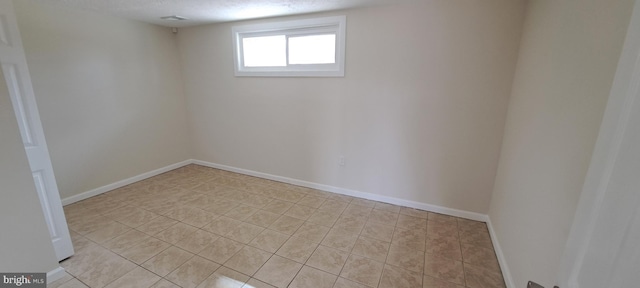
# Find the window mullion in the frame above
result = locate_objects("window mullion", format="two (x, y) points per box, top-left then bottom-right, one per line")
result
(285, 35), (290, 67)
(232, 15), (346, 76)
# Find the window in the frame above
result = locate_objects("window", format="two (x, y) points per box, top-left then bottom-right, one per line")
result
(232, 16), (346, 77)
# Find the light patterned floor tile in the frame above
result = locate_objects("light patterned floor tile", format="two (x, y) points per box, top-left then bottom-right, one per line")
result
(84, 221), (132, 244)
(253, 255), (302, 288)
(292, 222), (330, 243)
(361, 221), (395, 242)
(182, 209), (219, 228)
(392, 227), (426, 252)
(317, 199), (348, 214)
(224, 246), (272, 276)
(428, 212), (457, 225)
(460, 243), (501, 273)
(47, 272), (75, 288)
(261, 200), (294, 214)
(269, 215), (305, 235)
(351, 236), (390, 262)
(373, 202), (401, 213)
(368, 209), (399, 227)
(136, 216), (179, 236)
(333, 217), (366, 234)
(321, 228), (358, 252)
(424, 253), (465, 285)
(289, 266), (336, 288)
(342, 204), (372, 219)
(224, 205), (259, 221)
(340, 254), (384, 287)
(248, 229), (290, 253)
(202, 216), (242, 235)
(244, 210), (281, 228)
(306, 245), (349, 275)
(463, 263), (506, 288)
(306, 210), (341, 227)
(56, 165), (506, 288)
(297, 195), (326, 208)
(120, 237), (171, 264)
(399, 207), (429, 219)
(76, 251), (136, 288)
(386, 244), (425, 273)
(104, 266), (160, 288)
(154, 222), (198, 244)
(151, 279), (181, 288)
(225, 222), (264, 244)
(165, 256), (220, 288)
(141, 246), (194, 277)
(422, 275), (465, 288)
(275, 236), (319, 263)
(333, 277), (369, 288)
(427, 221), (459, 240)
(196, 266), (249, 288)
(175, 229), (219, 254)
(425, 235), (462, 261)
(396, 214), (427, 232)
(284, 204), (316, 220)
(379, 264), (423, 288)
(56, 278), (90, 288)
(243, 278), (276, 288)
(198, 237), (244, 264)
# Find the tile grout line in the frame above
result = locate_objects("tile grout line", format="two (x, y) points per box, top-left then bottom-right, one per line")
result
(63, 164), (501, 288)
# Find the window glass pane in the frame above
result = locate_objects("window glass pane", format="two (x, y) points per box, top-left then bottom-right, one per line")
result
(288, 34), (336, 65)
(242, 35), (286, 67)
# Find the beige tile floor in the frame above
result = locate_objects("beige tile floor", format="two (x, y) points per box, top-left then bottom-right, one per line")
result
(51, 164), (505, 288)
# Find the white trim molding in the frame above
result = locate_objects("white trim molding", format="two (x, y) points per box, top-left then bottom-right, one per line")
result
(47, 266), (66, 284)
(486, 219), (515, 288)
(232, 15), (346, 77)
(193, 159), (488, 222)
(60, 158), (511, 283)
(195, 160), (512, 285)
(63, 158), (490, 222)
(558, 0), (640, 286)
(61, 160), (192, 205)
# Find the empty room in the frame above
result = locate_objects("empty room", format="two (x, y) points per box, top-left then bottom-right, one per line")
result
(1, 0), (639, 287)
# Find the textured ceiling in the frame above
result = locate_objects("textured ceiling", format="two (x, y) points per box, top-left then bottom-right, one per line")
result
(34, 0), (403, 27)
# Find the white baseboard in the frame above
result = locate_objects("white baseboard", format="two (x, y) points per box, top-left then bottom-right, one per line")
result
(486, 218), (515, 288)
(58, 159), (512, 285)
(198, 161), (515, 286)
(193, 160), (488, 222)
(61, 160), (193, 205)
(47, 266), (66, 284)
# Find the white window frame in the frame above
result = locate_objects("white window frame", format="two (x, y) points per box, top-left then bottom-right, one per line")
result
(232, 16), (346, 77)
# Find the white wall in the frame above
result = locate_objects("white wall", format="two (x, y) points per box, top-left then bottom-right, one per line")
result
(0, 68), (60, 273)
(178, 0), (525, 213)
(13, 0), (192, 199)
(5, 0), (636, 284)
(488, 0), (634, 287)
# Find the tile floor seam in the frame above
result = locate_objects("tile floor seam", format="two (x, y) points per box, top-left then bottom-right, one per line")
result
(285, 262), (305, 288)
(249, 250), (274, 278)
(59, 164), (505, 288)
(455, 219), (469, 288)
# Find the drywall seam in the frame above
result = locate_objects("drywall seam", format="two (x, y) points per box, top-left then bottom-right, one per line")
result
(487, 217), (516, 288)
(61, 159), (192, 205)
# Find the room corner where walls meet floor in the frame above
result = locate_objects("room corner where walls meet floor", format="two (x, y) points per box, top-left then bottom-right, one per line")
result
(60, 162), (509, 287)
(59, 160), (514, 287)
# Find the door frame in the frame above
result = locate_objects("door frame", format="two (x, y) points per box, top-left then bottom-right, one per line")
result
(557, 0), (640, 286)
(0, 0), (74, 264)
